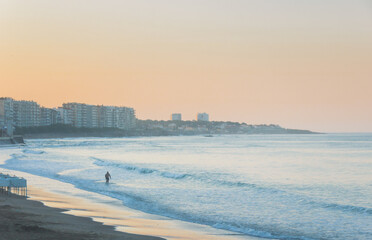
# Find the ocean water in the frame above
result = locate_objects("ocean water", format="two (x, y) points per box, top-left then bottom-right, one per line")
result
(1, 134), (371, 240)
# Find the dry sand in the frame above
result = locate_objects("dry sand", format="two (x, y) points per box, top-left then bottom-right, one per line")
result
(0, 193), (164, 240)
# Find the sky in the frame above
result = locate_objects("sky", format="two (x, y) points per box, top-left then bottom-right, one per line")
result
(1, 0), (372, 132)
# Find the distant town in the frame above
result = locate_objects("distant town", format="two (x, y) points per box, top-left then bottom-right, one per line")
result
(0, 97), (315, 139)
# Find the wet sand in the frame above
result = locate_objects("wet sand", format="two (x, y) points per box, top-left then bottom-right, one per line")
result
(27, 186), (251, 240)
(0, 192), (163, 240)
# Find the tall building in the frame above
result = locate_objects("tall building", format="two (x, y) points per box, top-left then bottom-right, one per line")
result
(56, 107), (72, 125)
(63, 103), (136, 130)
(0, 97), (14, 136)
(13, 100), (41, 127)
(1, 97), (57, 129)
(99, 106), (114, 128)
(197, 113), (209, 122)
(0, 97), (136, 130)
(86, 105), (100, 128)
(114, 107), (136, 129)
(63, 103), (90, 128)
(40, 107), (58, 126)
(171, 113), (182, 121)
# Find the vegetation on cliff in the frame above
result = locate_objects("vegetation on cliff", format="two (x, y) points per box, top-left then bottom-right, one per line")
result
(15, 121), (317, 139)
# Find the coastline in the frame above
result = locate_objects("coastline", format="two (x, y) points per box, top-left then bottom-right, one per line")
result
(0, 168), (262, 240)
(13, 123), (318, 140)
(0, 192), (163, 240)
(21, 131), (319, 140)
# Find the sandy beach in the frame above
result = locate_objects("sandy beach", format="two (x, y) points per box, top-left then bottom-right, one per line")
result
(0, 167), (254, 240)
(0, 192), (163, 240)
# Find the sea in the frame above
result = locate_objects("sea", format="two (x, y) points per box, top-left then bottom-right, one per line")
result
(1, 133), (371, 240)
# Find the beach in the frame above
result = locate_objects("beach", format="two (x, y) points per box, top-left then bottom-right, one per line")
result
(0, 168), (253, 240)
(0, 191), (163, 240)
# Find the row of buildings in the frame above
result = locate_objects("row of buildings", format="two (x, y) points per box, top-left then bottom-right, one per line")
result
(0, 98), (136, 136)
(171, 113), (209, 122)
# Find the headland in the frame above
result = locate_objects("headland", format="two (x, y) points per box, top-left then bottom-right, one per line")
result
(14, 121), (318, 139)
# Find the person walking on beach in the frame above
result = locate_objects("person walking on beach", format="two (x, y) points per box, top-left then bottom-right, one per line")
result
(105, 171), (111, 183)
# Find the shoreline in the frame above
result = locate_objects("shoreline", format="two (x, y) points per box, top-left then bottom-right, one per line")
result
(0, 168), (262, 240)
(13, 123), (318, 140)
(22, 132), (319, 140)
(0, 192), (163, 240)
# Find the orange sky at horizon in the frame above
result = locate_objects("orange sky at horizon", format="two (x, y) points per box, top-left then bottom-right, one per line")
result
(1, 0), (372, 132)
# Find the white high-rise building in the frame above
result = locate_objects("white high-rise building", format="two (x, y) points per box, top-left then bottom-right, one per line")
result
(63, 103), (88, 128)
(63, 103), (136, 130)
(115, 107), (136, 129)
(0, 97), (14, 136)
(1, 97), (58, 130)
(0, 98), (136, 131)
(100, 106), (115, 128)
(86, 105), (100, 128)
(197, 113), (209, 122)
(13, 100), (41, 127)
(171, 113), (182, 121)
(40, 107), (58, 126)
(56, 107), (72, 125)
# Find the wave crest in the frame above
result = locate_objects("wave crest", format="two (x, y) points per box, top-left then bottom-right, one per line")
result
(23, 149), (45, 154)
(92, 157), (190, 180)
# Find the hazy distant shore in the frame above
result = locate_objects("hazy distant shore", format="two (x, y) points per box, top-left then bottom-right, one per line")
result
(14, 123), (318, 139)
(0, 192), (163, 240)
(22, 131), (317, 139)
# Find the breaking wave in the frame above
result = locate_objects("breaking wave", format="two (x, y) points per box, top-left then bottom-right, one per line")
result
(22, 149), (45, 154)
(92, 157), (190, 180)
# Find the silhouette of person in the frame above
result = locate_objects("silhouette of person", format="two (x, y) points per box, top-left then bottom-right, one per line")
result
(105, 171), (111, 183)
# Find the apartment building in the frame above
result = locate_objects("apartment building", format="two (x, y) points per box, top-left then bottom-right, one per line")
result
(86, 105), (100, 128)
(1, 97), (136, 130)
(13, 100), (41, 127)
(0, 97), (14, 136)
(0, 98), (13, 126)
(115, 107), (136, 129)
(99, 106), (114, 128)
(197, 113), (209, 122)
(62, 103), (89, 128)
(56, 107), (72, 125)
(171, 113), (182, 121)
(63, 103), (136, 130)
(40, 107), (58, 126)
(1, 97), (47, 129)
